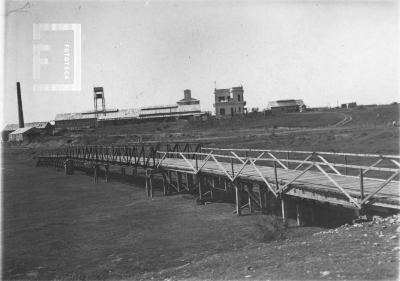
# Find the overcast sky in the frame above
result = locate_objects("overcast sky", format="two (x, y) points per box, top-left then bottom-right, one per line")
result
(3, 0), (399, 124)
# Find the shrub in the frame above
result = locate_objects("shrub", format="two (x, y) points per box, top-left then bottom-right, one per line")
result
(253, 215), (287, 242)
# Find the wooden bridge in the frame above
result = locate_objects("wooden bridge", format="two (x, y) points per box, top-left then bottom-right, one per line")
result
(37, 142), (400, 224)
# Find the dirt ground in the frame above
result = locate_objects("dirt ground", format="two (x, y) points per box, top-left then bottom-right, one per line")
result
(2, 148), (399, 280)
(2, 105), (400, 280)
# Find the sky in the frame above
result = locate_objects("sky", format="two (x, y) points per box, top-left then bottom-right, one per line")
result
(3, 0), (399, 124)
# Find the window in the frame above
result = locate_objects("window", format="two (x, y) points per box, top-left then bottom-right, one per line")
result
(218, 97), (225, 102)
(238, 94), (241, 102)
(220, 108), (225, 115)
(238, 107), (241, 113)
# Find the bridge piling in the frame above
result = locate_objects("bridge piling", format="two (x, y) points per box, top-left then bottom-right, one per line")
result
(257, 184), (265, 211)
(185, 173), (191, 191)
(145, 169), (153, 198)
(93, 164), (99, 184)
(177, 172), (182, 192)
(168, 171), (173, 190)
(210, 177), (215, 200)
(296, 201), (303, 226)
(281, 196), (287, 224)
(64, 159), (74, 175)
(105, 165), (109, 182)
(247, 184), (254, 213)
(235, 182), (241, 216)
(198, 175), (203, 201)
(162, 172), (168, 196)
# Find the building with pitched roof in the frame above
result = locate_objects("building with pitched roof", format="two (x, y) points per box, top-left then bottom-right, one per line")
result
(8, 127), (38, 142)
(267, 99), (306, 114)
(2, 121), (52, 141)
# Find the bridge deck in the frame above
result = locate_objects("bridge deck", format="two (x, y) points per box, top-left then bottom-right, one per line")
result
(159, 158), (400, 209)
(37, 145), (400, 210)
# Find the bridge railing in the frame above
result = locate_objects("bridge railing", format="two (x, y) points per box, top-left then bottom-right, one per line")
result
(156, 150), (400, 209)
(201, 147), (400, 178)
(39, 142), (203, 167)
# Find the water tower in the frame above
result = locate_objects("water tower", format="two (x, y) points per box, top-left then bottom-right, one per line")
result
(93, 87), (106, 117)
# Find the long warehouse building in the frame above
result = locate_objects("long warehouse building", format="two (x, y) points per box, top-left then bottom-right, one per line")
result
(54, 90), (206, 129)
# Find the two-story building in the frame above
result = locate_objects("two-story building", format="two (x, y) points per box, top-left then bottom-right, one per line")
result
(214, 86), (246, 117)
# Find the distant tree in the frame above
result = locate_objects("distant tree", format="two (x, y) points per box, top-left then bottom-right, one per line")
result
(251, 107), (259, 113)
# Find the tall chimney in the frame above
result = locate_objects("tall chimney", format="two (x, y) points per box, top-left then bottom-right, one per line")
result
(16, 82), (24, 128)
(184, 89), (191, 100)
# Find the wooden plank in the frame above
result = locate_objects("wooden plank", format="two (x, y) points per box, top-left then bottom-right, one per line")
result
(43, 151), (400, 209)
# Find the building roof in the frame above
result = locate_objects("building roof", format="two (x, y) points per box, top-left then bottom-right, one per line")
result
(81, 108), (118, 115)
(177, 97), (199, 103)
(55, 112), (97, 121)
(98, 108), (141, 121)
(3, 122), (50, 131)
(141, 104), (178, 111)
(9, 127), (36, 135)
(268, 99), (304, 108)
(55, 102), (202, 122)
(214, 88), (230, 95)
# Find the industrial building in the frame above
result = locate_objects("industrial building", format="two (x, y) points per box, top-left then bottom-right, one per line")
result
(267, 99), (306, 114)
(341, 102), (357, 109)
(54, 112), (98, 130)
(55, 89), (206, 129)
(8, 127), (38, 142)
(214, 86), (246, 117)
(2, 122), (52, 141)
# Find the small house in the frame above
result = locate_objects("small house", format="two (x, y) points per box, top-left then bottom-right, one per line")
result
(8, 127), (38, 142)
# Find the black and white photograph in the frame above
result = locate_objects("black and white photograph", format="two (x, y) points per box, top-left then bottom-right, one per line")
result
(1, 0), (399, 280)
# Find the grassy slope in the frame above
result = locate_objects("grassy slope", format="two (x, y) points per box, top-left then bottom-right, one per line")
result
(17, 104), (400, 156)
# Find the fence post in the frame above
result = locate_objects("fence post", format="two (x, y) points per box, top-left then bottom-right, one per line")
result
(286, 152), (290, 169)
(360, 168), (364, 201)
(344, 155), (348, 175)
(231, 158), (234, 177)
(274, 160), (279, 190)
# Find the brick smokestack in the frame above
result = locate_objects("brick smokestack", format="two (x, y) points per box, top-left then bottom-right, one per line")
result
(184, 89), (191, 100)
(16, 82), (24, 128)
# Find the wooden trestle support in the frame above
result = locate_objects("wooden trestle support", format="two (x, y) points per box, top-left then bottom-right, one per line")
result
(37, 142), (400, 225)
(43, 160), (304, 225)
